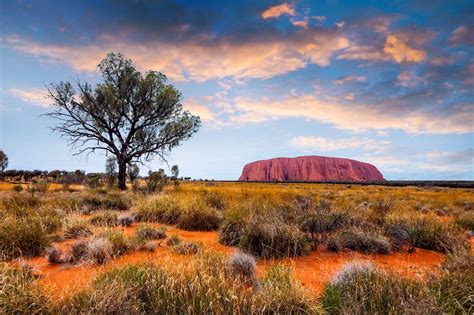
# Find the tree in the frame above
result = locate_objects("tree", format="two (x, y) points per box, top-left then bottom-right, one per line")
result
(46, 53), (201, 190)
(0, 150), (8, 173)
(171, 165), (179, 179)
(105, 156), (117, 187)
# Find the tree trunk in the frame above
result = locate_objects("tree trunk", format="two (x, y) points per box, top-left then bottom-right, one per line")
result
(118, 161), (127, 190)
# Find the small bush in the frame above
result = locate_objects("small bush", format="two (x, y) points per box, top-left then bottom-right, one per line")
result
(134, 195), (181, 224)
(239, 215), (309, 259)
(166, 235), (181, 246)
(118, 215), (134, 227)
(219, 209), (248, 246)
(135, 224), (166, 240)
(63, 220), (92, 238)
(89, 211), (118, 227)
(12, 184), (23, 192)
(327, 228), (392, 254)
(0, 217), (51, 260)
(81, 193), (129, 212)
(176, 201), (222, 231)
(226, 251), (256, 281)
(37, 207), (64, 233)
(46, 246), (63, 264)
(205, 192), (226, 210)
(173, 242), (200, 255)
(322, 262), (441, 314)
(87, 237), (114, 264)
(384, 223), (409, 250)
(71, 240), (88, 262)
(100, 230), (130, 255)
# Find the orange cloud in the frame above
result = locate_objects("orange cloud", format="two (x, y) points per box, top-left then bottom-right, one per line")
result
(383, 35), (426, 63)
(290, 136), (390, 152)
(2, 34), (349, 82)
(230, 95), (472, 134)
(261, 3), (295, 19)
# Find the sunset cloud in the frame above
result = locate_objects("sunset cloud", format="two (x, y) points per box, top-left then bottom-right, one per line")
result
(8, 88), (51, 108)
(261, 3), (295, 19)
(2, 34), (349, 82)
(333, 76), (367, 85)
(230, 95), (473, 134)
(383, 35), (426, 63)
(290, 136), (390, 152)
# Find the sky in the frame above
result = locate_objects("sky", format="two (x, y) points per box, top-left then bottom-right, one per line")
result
(0, 0), (473, 180)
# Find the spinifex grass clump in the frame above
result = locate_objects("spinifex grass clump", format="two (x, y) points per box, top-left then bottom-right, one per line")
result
(239, 214), (309, 258)
(327, 227), (392, 254)
(89, 211), (119, 227)
(81, 192), (130, 212)
(226, 251), (256, 282)
(134, 195), (182, 224)
(176, 199), (222, 231)
(0, 264), (50, 314)
(322, 262), (442, 314)
(63, 219), (92, 238)
(59, 253), (320, 314)
(135, 224), (166, 240)
(0, 216), (51, 260)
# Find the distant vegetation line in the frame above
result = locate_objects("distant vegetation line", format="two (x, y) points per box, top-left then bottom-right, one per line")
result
(210, 180), (474, 188)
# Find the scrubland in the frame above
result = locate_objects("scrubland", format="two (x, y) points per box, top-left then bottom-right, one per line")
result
(0, 181), (473, 314)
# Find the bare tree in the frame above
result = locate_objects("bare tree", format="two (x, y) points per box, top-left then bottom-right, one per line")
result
(46, 53), (201, 190)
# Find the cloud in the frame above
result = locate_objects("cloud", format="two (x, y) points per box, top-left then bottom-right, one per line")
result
(396, 70), (426, 88)
(8, 88), (51, 108)
(183, 100), (216, 122)
(333, 75), (367, 85)
(450, 25), (474, 46)
(337, 34), (426, 64)
(230, 94), (473, 134)
(290, 136), (391, 152)
(290, 18), (308, 29)
(383, 35), (426, 63)
(2, 33), (349, 82)
(261, 3), (295, 19)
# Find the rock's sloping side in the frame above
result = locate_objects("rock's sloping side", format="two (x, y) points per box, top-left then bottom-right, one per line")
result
(238, 156), (384, 182)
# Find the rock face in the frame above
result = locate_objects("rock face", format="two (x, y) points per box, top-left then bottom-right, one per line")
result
(238, 156), (384, 182)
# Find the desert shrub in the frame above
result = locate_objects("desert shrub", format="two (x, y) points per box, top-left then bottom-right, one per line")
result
(368, 198), (394, 224)
(300, 208), (345, 242)
(118, 215), (134, 227)
(166, 235), (181, 246)
(37, 207), (63, 233)
(0, 195), (41, 217)
(455, 211), (474, 231)
(383, 222), (409, 250)
(134, 195), (181, 224)
(0, 216), (51, 260)
(387, 217), (466, 253)
(63, 220), (92, 238)
(255, 265), (321, 314)
(176, 200), (222, 231)
(0, 264), (49, 313)
(219, 208), (248, 246)
(46, 246), (63, 264)
(12, 184), (23, 192)
(81, 193), (129, 212)
(87, 237), (114, 264)
(71, 240), (88, 262)
(89, 211), (118, 227)
(430, 249), (474, 313)
(205, 191), (226, 210)
(226, 251), (256, 281)
(100, 230), (130, 255)
(173, 242), (200, 255)
(28, 181), (49, 195)
(322, 262), (441, 314)
(135, 224), (166, 240)
(239, 215), (309, 258)
(326, 228), (392, 254)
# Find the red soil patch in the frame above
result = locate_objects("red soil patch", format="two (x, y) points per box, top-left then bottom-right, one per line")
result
(23, 225), (449, 299)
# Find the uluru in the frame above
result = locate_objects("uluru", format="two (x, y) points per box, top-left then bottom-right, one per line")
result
(238, 155), (384, 182)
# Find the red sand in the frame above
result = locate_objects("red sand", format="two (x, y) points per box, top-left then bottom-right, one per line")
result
(24, 224), (451, 298)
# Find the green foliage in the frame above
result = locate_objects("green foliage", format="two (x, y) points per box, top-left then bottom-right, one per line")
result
(134, 195), (181, 224)
(89, 211), (119, 227)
